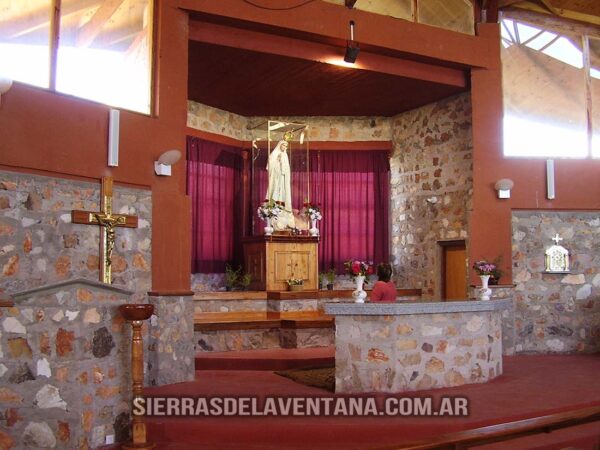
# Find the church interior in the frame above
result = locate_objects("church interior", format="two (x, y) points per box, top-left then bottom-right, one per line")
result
(0, 0), (599, 448)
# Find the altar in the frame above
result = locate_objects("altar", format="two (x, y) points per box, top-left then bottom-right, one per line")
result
(243, 235), (319, 291)
(324, 299), (513, 393)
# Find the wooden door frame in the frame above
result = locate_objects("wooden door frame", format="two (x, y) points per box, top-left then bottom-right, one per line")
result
(439, 240), (466, 300)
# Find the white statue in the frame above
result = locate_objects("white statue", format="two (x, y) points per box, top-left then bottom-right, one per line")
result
(266, 140), (295, 230)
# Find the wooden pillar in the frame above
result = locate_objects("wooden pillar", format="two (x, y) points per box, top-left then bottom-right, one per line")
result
(119, 304), (155, 450)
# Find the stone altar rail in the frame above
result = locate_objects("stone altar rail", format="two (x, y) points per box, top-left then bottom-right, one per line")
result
(324, 299), (512, 394)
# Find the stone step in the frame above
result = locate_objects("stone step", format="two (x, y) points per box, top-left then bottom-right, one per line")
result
(194, 312), (334, 352)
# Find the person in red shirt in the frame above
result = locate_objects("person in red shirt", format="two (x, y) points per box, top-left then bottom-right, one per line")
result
(370, 262), (397, 302)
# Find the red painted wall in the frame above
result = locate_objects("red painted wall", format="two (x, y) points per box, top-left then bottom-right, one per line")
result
(3, 2), (594, 293)
(0, 2), (191, 293)
(470, 24), (600, 285)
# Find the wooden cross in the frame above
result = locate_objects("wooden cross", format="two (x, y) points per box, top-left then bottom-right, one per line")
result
(72, 176), (138, 284)
(552, 234), (563, 245)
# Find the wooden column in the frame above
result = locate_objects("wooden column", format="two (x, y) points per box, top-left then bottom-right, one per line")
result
(119, 304), (155, 450)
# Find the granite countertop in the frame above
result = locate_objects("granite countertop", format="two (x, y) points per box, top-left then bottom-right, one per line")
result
(324, 298), (513, 315)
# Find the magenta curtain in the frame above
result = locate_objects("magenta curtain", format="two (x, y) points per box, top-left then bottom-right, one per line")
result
(310, 150), (390, 272)
(187, 137), (243, 273)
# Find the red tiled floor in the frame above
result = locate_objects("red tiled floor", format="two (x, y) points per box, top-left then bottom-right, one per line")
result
(144, 353), (600, 449)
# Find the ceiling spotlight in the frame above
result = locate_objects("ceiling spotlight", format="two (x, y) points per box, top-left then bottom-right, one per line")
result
(344, 21), (360, 64)
(345, 0), (357, 8)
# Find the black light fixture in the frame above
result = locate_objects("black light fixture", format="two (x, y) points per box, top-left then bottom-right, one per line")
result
(344, 20), (360, 64)
(345, 0), (357, 8)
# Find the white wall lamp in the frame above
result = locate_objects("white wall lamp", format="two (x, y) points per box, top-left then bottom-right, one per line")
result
(0, 76), (13, 106)
(154, 149), (182, 176)
(494, 178), (514, 199)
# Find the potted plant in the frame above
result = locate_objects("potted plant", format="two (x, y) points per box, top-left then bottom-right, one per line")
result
(325, 268), (336, 290)
(238, 272), (252, 291)
(303, 201), (322, 237)
(257, 201), (282, 236)
(224, 264), (240, 291)
(489, 257), (503, 285)
(287, 278), (304, 291)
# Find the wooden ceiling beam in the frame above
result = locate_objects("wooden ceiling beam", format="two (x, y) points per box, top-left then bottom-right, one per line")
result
(501, 0), (600, 27)
(76, 0), (125, 48)
(499, 0), (526, 8)
(189, 21), (467, 88)
(0, 0), (98, 40)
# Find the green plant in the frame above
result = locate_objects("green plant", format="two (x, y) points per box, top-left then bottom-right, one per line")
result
(224, 264), (241, 291)
(326, 268), (336, 284)
(239, 273), (252, 290)
(318, 272), (325, 288)
(287, 278), (304, 286)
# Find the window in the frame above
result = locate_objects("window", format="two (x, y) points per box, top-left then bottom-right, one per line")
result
(0, 0), (153, 114)
(501, 14), (598, 158)
(0, 0), (52, 88)
(321, 0), (474, 35)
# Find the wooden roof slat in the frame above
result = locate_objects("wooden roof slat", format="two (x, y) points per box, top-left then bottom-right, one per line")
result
(75, 0), (126, 48)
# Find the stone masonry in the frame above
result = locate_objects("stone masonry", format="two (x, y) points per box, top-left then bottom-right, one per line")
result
(0, 170), (152, 301)
(187, 101), (392, 143)
(334, 310), (503, 394)
(0, 280), (133, 449)
(512, 211), (600, 353)
(147, 295), (195, 386)
(390, 93), (473, 298)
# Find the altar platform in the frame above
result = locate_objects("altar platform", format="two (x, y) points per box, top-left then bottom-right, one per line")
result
(193, 289), (422, 352)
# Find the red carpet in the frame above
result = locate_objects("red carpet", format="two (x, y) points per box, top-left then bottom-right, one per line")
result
(145, 354), (600, 449)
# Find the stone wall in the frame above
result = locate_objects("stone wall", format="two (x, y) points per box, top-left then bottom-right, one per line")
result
(0, 280), (132, 449)
(512, 211), (600, 353)
(0, 170), (152, 301)
(334, 310), (503, 393)
(147, 295), (195, 386)
(390, 93), (473, 298)
(187, 101), (392, 143)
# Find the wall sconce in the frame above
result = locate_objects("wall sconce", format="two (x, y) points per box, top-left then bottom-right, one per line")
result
(154, 150), (181, 176)
(494, 178), (514, 199)
(0, 76), (13, 106)
(344, 21), (360, 64)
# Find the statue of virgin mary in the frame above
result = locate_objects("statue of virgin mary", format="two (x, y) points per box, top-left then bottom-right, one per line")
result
(266, 140), (295, 230)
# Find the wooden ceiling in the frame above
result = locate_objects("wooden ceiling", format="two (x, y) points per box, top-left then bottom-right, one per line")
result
(187, 0), (599, 118)
(187, 40), (467, 117)
(497, 0), (600, 26)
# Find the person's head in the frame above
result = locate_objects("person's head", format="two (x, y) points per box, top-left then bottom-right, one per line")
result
(377, 263), (393, 282)
(279, 140), (288, 151)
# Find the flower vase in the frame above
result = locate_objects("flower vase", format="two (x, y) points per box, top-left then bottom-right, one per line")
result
(264, 217), (274, 236)
(479, 275), (492, 301)
(309, 219), (319, 237)
(352, 275), (367, 303)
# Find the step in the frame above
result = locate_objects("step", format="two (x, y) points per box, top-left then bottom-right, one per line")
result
(195, 346), (335, 371)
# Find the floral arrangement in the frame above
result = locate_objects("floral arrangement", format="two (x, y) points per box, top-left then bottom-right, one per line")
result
(344, 259), (374, 278)
(287, 278), (304, 286)
(472, 260), (497, 276)
(257, 201), (282, 220)
(303, 202), (322, 221)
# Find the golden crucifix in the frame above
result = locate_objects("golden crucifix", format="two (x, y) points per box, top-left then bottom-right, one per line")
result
(72, 177), (138, 284)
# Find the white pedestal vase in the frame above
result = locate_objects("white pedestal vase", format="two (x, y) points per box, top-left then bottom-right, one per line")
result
(264, 217), (274, 236)
(352, 275), (367, 303)
(479, 275), (492, 301)
(309, 219), (319, 237)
